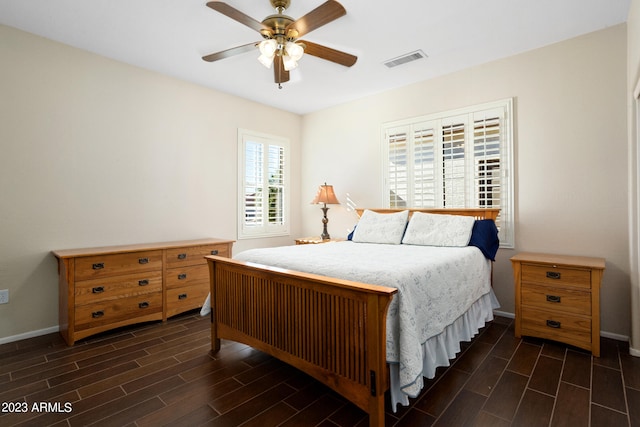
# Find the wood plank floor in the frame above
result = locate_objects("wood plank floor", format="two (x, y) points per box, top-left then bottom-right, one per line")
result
(1, 312), (639, 426)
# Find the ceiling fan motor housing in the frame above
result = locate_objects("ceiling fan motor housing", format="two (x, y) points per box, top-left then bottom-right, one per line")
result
(270, 0), (291, 12)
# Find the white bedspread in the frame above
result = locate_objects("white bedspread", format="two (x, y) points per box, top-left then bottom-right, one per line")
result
(230, 241), (493, 401)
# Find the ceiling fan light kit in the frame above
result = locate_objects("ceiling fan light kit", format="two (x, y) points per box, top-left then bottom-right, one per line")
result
(203, 0), (357, 88)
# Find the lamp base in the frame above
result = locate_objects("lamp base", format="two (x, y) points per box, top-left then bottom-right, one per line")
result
(320, 206), (330, 240)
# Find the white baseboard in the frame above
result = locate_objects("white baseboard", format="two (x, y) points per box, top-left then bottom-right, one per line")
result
(493, 310), (515, 319)
(630, 347), (640, 357)
(601, 330), (630, 342)
(0, 325), (59, 345)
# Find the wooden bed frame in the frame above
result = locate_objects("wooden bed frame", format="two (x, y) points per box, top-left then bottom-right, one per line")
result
(206, 208), (499, 426)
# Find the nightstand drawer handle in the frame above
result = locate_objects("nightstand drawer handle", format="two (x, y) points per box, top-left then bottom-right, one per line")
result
(546, 320), (561, 329)
(178, 273), (187, 280)
(92, 286), (105, 294)
(178, 253), (187, 260)
(92, 262), (105, 270)
(139, 301), (150, 309)
(211, 250), (219, 255)
(92, 310), (104, 318)
(546, 295), (561, 303)
(138, 279), (149, 286)
(546, 271), (561, 280)
(178, 293), (188, 300)
(139, 257), (149, 264)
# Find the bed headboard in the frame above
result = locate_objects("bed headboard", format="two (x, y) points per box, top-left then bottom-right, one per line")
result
(355, 208), (499, 221)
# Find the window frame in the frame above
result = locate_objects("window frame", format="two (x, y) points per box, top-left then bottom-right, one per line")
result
(237, 128), (291, 240)
(381, 98), (514, 247)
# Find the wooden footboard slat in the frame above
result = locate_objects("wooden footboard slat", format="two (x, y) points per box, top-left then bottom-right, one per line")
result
(207, 257), (396, 425)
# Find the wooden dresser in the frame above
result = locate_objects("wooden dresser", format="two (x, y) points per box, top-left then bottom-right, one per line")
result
(511, 252), (605, 356)
(53, 238), (233, 345)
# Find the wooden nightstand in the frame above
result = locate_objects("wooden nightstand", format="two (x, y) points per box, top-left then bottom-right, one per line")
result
(295, 237), (344, 245)
(511, 252), (605, 356)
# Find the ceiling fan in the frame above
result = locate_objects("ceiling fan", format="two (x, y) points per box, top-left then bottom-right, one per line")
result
(202, 0), (358, 88)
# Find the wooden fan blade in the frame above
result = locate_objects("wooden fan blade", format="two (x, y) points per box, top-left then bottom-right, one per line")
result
(274, 55), (290, 84)
(206, 1), (271, 33)
(286, 0), (346, 38)
(300, 40), (357, 67)
(202, 42), (258, 62)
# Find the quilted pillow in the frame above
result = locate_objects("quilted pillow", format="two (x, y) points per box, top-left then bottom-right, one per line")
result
(351, 210), (409, 244)
(401, 212), (475, 247)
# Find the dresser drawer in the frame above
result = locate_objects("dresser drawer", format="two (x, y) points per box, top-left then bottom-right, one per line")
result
(166, 264), (209, 289)
(75, 271), (162, 305)
(521, 264), (591, 289)
(74, 250), (163, 281)
(521, 283), (591, 316)
(520, 306), (592, 348)
(165, 244), (230, 268)
(74, 291), (163, 331)
(166, 284), (210, 318)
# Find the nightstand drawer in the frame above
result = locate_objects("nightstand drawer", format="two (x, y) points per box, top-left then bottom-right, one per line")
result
(521, 283), (591, 316)
(520, 307), (592, 348)
(521, 264), (591, 289)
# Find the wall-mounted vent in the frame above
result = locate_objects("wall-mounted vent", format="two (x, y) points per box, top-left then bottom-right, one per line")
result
(383, 50), (428, 68)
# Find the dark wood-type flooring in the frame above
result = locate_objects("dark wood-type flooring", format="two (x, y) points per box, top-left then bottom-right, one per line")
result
(1, 313), (639, 426)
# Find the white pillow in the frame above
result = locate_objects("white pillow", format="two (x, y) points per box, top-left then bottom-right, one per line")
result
(401, 212), (475, 247)
(352, 210), (409, 244)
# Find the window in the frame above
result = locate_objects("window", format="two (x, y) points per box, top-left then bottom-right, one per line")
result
(383, 99), (514, 247)
(238, 129), (290, 239)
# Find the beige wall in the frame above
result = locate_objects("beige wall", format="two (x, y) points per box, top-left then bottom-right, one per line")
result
(0, 21), (632, 342)
(301, 24), (630, 337)
(0, 24), (303, 340)
(628, 0), (640, 354)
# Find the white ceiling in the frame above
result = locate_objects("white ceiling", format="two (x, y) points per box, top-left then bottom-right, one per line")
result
(0, 0), (631, 115)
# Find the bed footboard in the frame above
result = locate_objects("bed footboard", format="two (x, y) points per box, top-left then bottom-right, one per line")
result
(206, 255), (397, 427)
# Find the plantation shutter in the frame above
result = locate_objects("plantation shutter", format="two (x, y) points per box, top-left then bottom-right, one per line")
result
(440, 119), (466, 208)
(267, 144), (285, 225)
(413, 124), (436, 207)
(238, 130), (290, 239)
(388, 127), (409, 207)
(243, 141), (264, 227)
(382, 99), (513, 247)
(472, 108), (505, 231)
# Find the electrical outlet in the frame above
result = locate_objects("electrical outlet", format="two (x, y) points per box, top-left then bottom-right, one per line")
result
(0, 289), (8, 304)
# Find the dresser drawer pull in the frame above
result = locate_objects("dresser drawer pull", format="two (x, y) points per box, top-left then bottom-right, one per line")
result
(138, 257), (149, 264)
(92, 310), (104, 318)
(178, 293), (188, 300)
(546, 320), (561, 329)
(546, 271), (561, 280)
(92, 286), (105, 294)
(92, 262), (105, 270)
(138, 301), (150, 309)
(178, 273), (187, 280)
(211, 249), (219, 255)
(138, 279), (149, 286)
(178, 253), (187, 260)
(546, 295), (561, 303)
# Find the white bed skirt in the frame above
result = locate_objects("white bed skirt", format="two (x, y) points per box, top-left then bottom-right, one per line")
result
(389, 289), (500, 410)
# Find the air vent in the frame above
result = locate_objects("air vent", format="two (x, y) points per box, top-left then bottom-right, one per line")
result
(383, 50), (428, 68)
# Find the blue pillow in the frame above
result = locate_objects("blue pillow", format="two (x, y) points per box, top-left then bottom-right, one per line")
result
(468, 219), (499, 261)
(347, 225), (356, 240)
